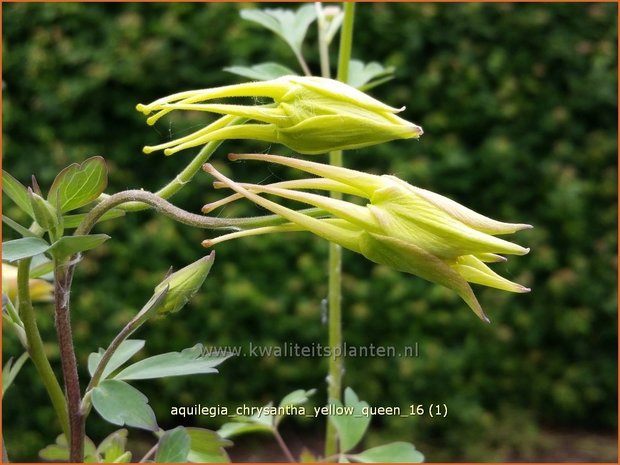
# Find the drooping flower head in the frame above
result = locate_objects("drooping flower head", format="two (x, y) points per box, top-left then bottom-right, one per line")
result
(201, 154), (532, 322)
(136, 76), (422, 156)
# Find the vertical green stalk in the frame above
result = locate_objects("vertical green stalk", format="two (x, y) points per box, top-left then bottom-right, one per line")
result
(325, 2), (355, 458)
(16, 258), (70, 440)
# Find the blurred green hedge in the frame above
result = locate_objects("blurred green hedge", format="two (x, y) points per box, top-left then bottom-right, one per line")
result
(3, 3), (617, 461)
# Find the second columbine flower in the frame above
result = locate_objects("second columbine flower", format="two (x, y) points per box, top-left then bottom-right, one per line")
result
(136, 76), (422, 156)
(200, 154), (531, 322)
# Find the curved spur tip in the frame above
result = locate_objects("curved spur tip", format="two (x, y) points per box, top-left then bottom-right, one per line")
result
(228, 153), (240, 161)
(202, 163), (214, 173)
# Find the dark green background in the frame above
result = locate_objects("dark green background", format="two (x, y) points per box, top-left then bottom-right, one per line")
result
(2, 2), (617, 461)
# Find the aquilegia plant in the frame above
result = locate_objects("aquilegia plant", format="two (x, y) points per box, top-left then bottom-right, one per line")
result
(2, 3), (530, 463)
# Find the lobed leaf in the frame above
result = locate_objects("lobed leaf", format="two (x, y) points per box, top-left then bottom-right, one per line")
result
(186, 428), (232, 463)
(347, 60), (395, 90)
(113, 343), (229, 381)
(349, 442), (424, 463)
(329, 387), (371, 453)
(155, 426), (191, 462)
(91, 379), (158, 431)
(2, 352), (29, 395)
(240, 4), (316, 56)
(88, 339), (146, 380)
(224, 62), (297, 81)
(38, 434), (98, 462)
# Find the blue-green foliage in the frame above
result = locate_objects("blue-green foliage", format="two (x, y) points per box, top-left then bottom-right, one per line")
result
(2, 3), (616, 461)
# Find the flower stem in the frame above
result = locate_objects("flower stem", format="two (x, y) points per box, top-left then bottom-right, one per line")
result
(53, 258), (84, 462)
(16, 258), (70, 441)
(316, 3), (331, 79)
(76, 189), (321, 238)
(273, 428), (296, 462)
(324, 1), (355, 458)
(81, 288), (168, 413)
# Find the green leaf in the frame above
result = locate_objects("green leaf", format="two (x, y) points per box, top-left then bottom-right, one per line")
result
(91, 379), (158, 431)
(47, 156), (108, 213)
(186, 428), (232, 463)
(279, 388), (316, 408)
(2, 215), (37, 238)
(114, 343), (229, 381)
(97, 429), (131, 463)
(276, 388), (316, 425)
(347, 60), (395, 90)
(2, 237), (50, 263)
(88, 339), (146, 380)
(47, 234), (110, 260)
(224, 62), (297, 81)
(39, 434), (99, 462)
(62, 208), (125, 229)
(29, 256), (54, 279)
(329, 387), (371, 453)
(217, 421), (273, 439)
(349, 442), (424, 463)
(240, 4), (316, 57)
(2, 170), (34, 218)
(28, 188), (60, 231)
(155, 426), (191, 463)
(218, 401), (276, 438)
(2, 352), (29, 395)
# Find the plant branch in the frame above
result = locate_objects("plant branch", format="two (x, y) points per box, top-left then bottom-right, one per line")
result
(77, 189), (323, 238)
(294, 49), (312, 76)
(16, 258), (70, 441)
(273, 428), (296, 462)
(140, 443), (158, 463)
(2, 438), (8, 463)
(82, 288), (168, 411)
(53, 259), (84, 461)
(325, 1), (355, 458)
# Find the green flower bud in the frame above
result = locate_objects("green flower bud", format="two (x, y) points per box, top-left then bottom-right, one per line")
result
(202, 155), (532, 322)
(28, 188), (60, 232)
(136, 76), (422, 156)
(153, 252), (215, 315)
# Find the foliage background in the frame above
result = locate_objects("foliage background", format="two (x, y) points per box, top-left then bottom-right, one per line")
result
(2, 2), (617, 461)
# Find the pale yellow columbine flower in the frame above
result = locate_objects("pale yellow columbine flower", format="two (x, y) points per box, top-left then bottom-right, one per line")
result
(2, 263), (54, 304)
(136, 75), (422, 156)
(201, 154), (532, 322)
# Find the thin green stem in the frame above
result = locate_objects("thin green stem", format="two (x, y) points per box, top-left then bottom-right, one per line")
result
(325, 2), (355, 458)
(316, 3), (331, 79)
(273, 428), (296, 462)
(294, 49), (313, 76)
(81, 288), (168, 413)
(2, 438), (8, 462)
(97, 117), (247, 212)
(140, 443), (158, 463)
(17, 258), (70, 441)
(336, 3), (356, 83)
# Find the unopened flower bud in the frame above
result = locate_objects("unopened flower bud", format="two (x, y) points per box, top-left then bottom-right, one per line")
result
(28, 188), (60, 232)
(153, 252), (215, 315)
